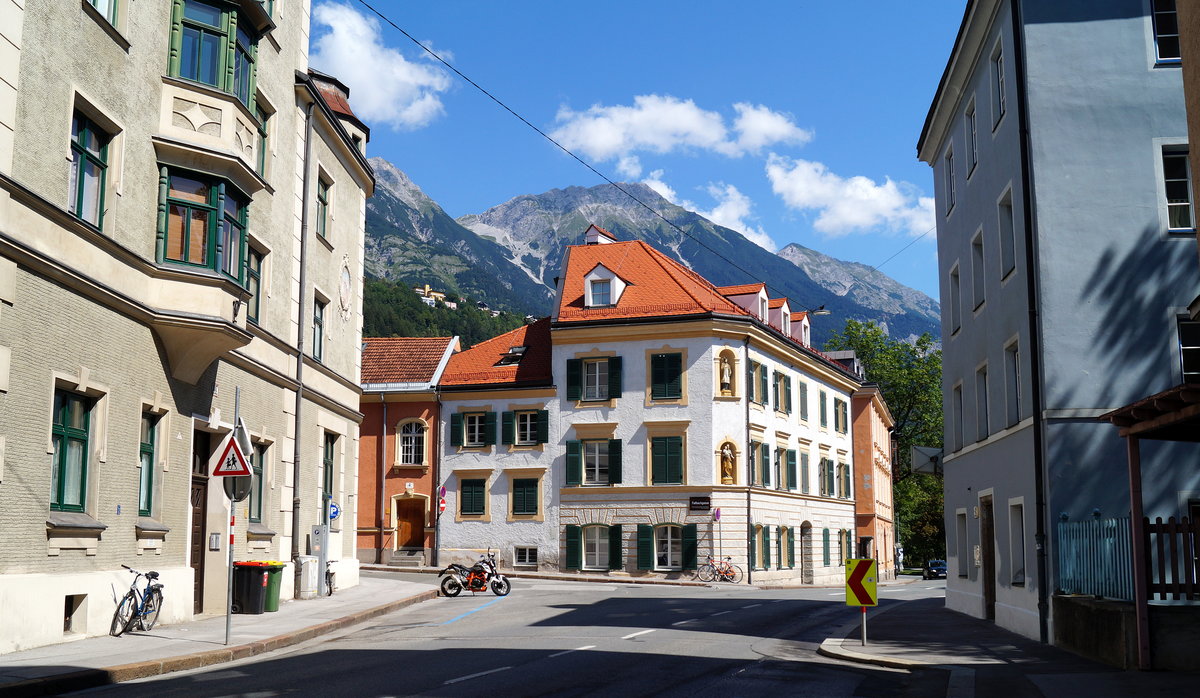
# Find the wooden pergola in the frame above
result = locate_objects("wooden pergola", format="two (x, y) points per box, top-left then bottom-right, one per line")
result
(1099, 383), (1200, 670)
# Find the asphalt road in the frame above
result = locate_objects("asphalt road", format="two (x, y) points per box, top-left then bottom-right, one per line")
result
(76, 575), (948, 697)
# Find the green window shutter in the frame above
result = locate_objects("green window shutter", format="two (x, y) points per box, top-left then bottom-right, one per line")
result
(651, 353), (680, 399)
(820, 392), (828, 427)
(799, 382), (809, 421)
(608, 524), (623, 570)
(772, 371), (780, 409)
(801, 453), (810, 494)
(565, 525), (582, 569)
(823, 528), (830, 566)
(682, 523), (698, 570)
(787, 528), (796, 568)
(784, 377), (793, 413)
(667, 436), (683, 484)
(608, 439), (622, 485)
(511, 478), (524, 514)
(667, 353), (682, 398)
(449, 413), (462, 447)
(748, 525), (756, 569)
(758, 366), (769, 405)
(776, 527), (784, 570)
(763, 527), (771, 569)
(461, 479), (484, 515)
(607, 356), (623, 398)
(843, 464), (852, 499)
(651, 437), (667, 484)
(747, 362), (756, 402)
(747, 443), (756, 485)
(536, 410), (549, 444)
(787, 450), (797, 491)
(566, 359), (582, 400)
(566, 440), (582, 486)
(637, 524), (653, 570)
(501, 411), (514, 445)
(759, 444), (770, 487)
(513, 478), (537, 515)
(483, 411), (497, 446)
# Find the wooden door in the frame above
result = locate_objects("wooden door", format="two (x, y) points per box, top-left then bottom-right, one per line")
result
(190, 430), (210, 614)
(980, 496), (996, 621)
(394, 498), (425, 548)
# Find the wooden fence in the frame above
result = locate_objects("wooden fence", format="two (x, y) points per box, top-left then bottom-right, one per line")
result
(1144, 516), (1200, 601)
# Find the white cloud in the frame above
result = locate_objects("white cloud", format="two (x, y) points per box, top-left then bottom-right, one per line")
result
(310, 3), (452, 131)
(616, 155), (643, 179)
(694, 182), (777, 251)
(765, 154), (934, 237)
(641, 169), (678, 203)
(732, 103), (812, 153)
(550, 95), (808, 165)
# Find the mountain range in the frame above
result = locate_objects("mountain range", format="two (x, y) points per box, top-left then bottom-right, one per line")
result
(364, 157), (940, 345)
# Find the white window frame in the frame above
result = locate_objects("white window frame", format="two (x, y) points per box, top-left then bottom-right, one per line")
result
(398, 421), (425, 465)
(1004, 339), (1021, 427)
(1009, 498), (1026, 585)
(514, 546), (538, 566)
(583, 359), (609, 401)
(1162, 147), (1193, 233)
(991, 40), (1006, 128)
(654, 525), (682, 571)
(590, 279), (611, 307)
(514, 411), (537, 446)
(971, 230), (985, 311)
(997, 187), (1016, 279)
(582, 440), (609, 485)
(975, 363), (989, 442)
(1151, 0), (1181, 64)
(944, 147), (956, 214)
(583, 525), (609, 570)
(463, 413), (486, 448)
(949, 264), (962, 334)
(966, 98), (978, 175)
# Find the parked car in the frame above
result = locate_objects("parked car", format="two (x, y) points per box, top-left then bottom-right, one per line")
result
(923, 559), (947, 580)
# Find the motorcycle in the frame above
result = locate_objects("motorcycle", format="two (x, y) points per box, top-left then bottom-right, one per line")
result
(438, 550), (511, 597)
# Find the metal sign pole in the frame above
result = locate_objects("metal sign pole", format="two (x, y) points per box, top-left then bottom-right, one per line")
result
(861, 606), (867, 646)
(225, 387), (240, 646)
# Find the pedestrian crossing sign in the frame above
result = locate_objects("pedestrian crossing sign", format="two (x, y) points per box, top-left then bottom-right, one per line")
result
(211, 432), (251, 477)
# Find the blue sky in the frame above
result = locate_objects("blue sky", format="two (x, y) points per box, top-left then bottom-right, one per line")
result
(310, 1), (967, 300)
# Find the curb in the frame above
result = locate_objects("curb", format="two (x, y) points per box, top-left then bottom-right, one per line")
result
(0, 589), (437, 698)
(815, 597), (934, 671)
(362, 565), (711, 587)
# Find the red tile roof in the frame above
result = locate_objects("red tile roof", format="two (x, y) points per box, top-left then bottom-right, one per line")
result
(440, 318), (553, 387)
(556, 241), (753, 322)
(591, 225), (617, 241)
(768, 297), (789, 309)
(361, 337), (455, 384)
(715, 283), (766, 296)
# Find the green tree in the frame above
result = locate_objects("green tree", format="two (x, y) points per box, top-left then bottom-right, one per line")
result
(363, 277), (526, 348)
(824, 319), (945, 567)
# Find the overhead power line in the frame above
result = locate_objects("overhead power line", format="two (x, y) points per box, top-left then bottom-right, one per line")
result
(352, 0), (936, 309)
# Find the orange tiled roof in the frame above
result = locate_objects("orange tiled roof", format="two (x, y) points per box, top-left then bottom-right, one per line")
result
(440, 318), (553, 387)
(591, 225), (617, 241)
(361, 337), (455, 384)
(715, 283), (766, 296)
(556, 241), (752, 322)
(768, 297), (789, 309)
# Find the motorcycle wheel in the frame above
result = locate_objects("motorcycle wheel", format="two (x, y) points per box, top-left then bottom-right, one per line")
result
(440, 575), (463, 597)
(491, 577), (511, 596)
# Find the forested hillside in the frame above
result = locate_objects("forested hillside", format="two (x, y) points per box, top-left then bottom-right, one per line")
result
(362, 277), (528, 349)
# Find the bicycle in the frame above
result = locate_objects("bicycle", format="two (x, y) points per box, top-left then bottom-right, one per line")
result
(110, 564), (164, 636)
(696, 555), (744, 583)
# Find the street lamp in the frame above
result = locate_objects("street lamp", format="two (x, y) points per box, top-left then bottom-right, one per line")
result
(806, 305), (832, 316)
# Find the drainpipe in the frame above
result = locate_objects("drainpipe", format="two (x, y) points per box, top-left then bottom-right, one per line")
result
(432, 384), (442, 569)
(379, 394), (388, 564)
(291, 98), (316, 598)
(1011, 0), (1050, 645)
(744, 336), (753, 586)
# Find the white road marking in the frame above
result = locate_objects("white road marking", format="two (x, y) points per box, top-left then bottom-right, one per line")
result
(671, 619), (698, 626)
(772, 599), (787, 603)
(711, 610), (730, 616)
(549, 645), (595, 658)
(622, 629), (656, 639)
(444, 666), (512, 685)
(742, 603), (762, 608)
(828, 593), (843, 596)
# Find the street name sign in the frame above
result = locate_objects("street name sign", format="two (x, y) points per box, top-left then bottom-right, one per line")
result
(845, 558), (878, 606)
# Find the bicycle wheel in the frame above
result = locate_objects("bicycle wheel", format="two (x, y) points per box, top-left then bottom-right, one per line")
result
(110, 591), (136, 637)
(727, 564), (744, 584)
(696, 564), (715, 582)
(140, 588), (163, 631)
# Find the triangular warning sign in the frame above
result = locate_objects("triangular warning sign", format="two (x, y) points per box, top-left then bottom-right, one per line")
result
(212, 435), (251, 477)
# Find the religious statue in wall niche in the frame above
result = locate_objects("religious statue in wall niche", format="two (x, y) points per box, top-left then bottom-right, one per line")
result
(720, 442), (736, 484)
(719, 355), (733, 395)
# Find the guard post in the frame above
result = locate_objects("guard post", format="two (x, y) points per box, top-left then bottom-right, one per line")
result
(845, 558), (878, 646)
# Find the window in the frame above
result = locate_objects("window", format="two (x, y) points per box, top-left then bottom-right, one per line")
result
(503, 410), (548, 446)
(450, 412), (495, 449)
(1163, 149), (1193, 231)
(316, 177), (330, 239)
(819, 389), (828, 428)
(822, 528), (831, 566)
(1005, 342), (1021, 427)
(956, 511), (969, 577)
(87, 0), (118, 24)
(971, 233), (985, 310)
(70, 113), (110, 228)
(312, 298), (326, 362)
(798, 381), (809, 421)
(655, 525), (682, 570)
(819, 457), (834, 496)
(966, 101), (978, 174)
(255, 103), (270, 177)
(590, 279), (611, 306)
(650, 352), (682, 400)
(773, 449), (783, 490)
(516, 411), (537, 445)
(514, 546), (538, 566)
(398, 422), (425, 465)
(51, 391), (92, 512)
(944, 148), (955, 214)
(322, 432), (336, 507)
(800, 452), (810, 494)
(246, 247), (263, 323)
(758, 526), (771, 569)
(1010, 502), (1026, 585)
(1152, 0), (1181, 63)
(785, 449), (797, 491)
(949, 265), (962, 334)
(651, 435), (683, 485)
(1180, 319), (1200, 382)
(162, 169), (248, 282)
(249, 443), (266, 523)
(773, 372), (792, 413)
(952, 384), (964, 451)
(835, 463), (845, 498)
(840, 462), (851, 500)
(566, 357), (621, 402)
(976, 365), (989, 442)
(583, 441), (609, 485)
(138, 413), (157, 517)
(991, 44), (1006, 126)
(833, 398), (848, 434)
(998, 190), (1016, 278)
(464, 413), (486, 447)
(566, 438), (621, 486)
(758, 443), (771, 487)
(460, 478), (485, 516)
(512, 478), (538, 516)
(772, 371), (781, 410)
(584, 525), (610, 570)
(171, 0), (259, 107)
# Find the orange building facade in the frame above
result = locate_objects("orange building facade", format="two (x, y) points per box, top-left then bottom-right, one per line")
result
(851, 384), (896, 579)
(357, 337), (458, 567)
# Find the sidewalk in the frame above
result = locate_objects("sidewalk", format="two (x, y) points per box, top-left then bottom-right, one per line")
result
(818, 596), (1200, 697)
(0, 576), (437, 697)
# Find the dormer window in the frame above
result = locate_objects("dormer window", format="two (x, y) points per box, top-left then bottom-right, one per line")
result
(591, 280), (611, 306)
(759, 297), (768, 319)
(782, 311), (791, 335)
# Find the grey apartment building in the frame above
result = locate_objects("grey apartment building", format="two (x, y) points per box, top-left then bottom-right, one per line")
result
(0, 0), (373, 652)
(918, 0), (1200, 643)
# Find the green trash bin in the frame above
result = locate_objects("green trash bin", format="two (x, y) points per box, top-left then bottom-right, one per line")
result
(263, 561), (286, 612)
